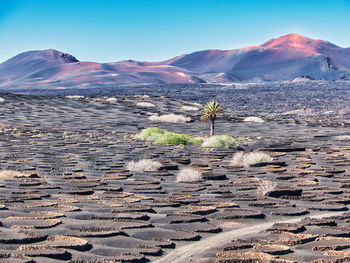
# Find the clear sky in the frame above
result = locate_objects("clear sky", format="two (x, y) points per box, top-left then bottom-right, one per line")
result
(1, 0), (350, 63)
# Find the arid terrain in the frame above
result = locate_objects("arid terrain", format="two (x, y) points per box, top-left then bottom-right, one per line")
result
(0, 90), (349, 263)
(2, 0), (350, 262)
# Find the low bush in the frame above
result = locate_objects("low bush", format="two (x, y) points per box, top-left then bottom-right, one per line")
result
(65, 95), (85, 99)
(126, 159), (162, 172)
(230, 151), (272, 167)
(181, 105), (199, 111)
(243, 116), (265, 123)
(0, 170), (22, 178)
(257, 180), (277, 197)
(106, 97), (117, 103)
(136, 102), (155, 108)
(149, 113), (191, 123)
(201, 135), (239, 149)
(15, 132), (24, 137)
(135, 127), (201, 145)
(176, 167), (202, 182)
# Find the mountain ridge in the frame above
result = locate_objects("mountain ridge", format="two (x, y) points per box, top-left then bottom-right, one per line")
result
(1, 33), (349, 90)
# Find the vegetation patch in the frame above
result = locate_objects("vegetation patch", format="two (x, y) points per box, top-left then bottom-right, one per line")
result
(258, 180), (277, 197)
(230, 151), (272, 167)
(181, 105), (199, 111)
(135, 127), (201, 145)
(243, 116), (265, 123)
(105, 97), (117, 103)
(65, 95), (85, 99)
(149, 113), (191, 123)
(137, 102), (155, 108)
(126, 159), (162, 172)
(176, 167), (202, 182)
(15, 132), (24, 137)
(201, 135), (239, 149)
(0, 170), (22, 179)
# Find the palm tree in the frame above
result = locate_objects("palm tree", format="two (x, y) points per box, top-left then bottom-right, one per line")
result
(201, 101), (223, 136)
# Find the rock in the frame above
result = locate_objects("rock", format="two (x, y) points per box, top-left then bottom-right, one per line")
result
(267, 187), (302, 198)
(267, 223), (306, 233)
(216, 251), (296, 263)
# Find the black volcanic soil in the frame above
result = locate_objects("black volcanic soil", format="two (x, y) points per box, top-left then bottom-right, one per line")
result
(0, 92), (349, 263)
(5, 81), (350, 115)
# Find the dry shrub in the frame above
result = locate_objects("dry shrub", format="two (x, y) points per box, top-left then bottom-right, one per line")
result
(136, 102), (155, 108)
(243, 116), (265, 123)
(126, 159), (162, 172)
(201, 135), (239, 149)
(105, 97), (117, 103)
(230, 151), (272, 167)
(65, 95), (85, 99)
(0, 170), (22, 179)
(181, 105), (199, 111)
(176, 167), (202, 182)
(258, 180), (277, 197)
(149, 113), (191, 123)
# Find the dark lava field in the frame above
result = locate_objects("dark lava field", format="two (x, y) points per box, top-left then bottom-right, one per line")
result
(0, 84), (349, 263)
(6, 80), (350, 114)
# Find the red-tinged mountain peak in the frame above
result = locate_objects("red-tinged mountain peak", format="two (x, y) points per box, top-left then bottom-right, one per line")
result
(260, 33), (339, 53)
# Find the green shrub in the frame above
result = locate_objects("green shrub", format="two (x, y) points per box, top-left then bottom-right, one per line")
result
(201, 135), (239, 149)
(135, 127), (201, 145)
(15, 132), (24, 137)
(135, 127), (165, 140)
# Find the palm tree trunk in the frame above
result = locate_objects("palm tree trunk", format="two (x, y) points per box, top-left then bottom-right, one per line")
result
(210, 119), (214, 136)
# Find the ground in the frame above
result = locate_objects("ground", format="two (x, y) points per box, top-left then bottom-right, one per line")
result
(0, 92), (349, 263)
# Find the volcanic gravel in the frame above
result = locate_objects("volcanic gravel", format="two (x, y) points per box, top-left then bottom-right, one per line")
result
(0, 93), (349, 262)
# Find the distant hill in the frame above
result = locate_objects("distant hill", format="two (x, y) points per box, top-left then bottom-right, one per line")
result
(1, 34), (350, 90)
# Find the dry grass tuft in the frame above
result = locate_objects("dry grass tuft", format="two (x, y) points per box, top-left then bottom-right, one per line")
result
(65, 95), (85, 99)
(105, 97), (117, 103)
(257, 180), (277, 197)
(126, 159), (162, 172)
(149, 113), (191, 123)
(201, 135), (239, 149)
(243, 116), (265, 123)
(0, 170), (23, 179)
(230, 151), (272, 167)
(136, 102), (155, 108)
(176, 167), (202, 182)
(181, 105), (199, 111)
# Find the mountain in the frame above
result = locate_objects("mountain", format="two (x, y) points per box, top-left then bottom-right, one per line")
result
(166, 33), (350, 81)
(1, 34), (350, 90)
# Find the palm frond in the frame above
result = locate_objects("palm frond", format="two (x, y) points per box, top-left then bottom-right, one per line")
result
(201, 101), (223, 121)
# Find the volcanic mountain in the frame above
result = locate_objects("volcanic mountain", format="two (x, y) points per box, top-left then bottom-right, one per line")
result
(1, 33), (350, 90)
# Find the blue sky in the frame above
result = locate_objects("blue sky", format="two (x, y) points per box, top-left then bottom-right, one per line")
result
(1, 0), (350, 63)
